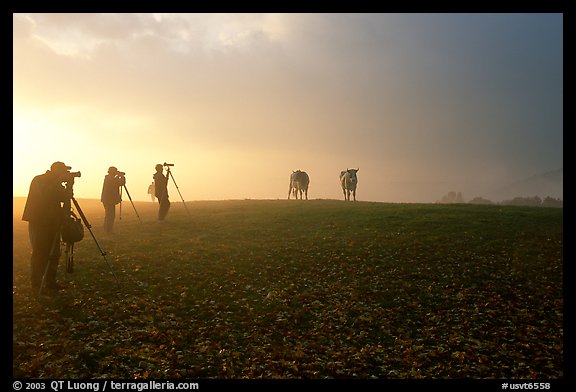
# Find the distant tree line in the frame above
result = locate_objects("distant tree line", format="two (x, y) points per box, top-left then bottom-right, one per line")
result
(437, 192), (563, 208)
(500, 196), (563, 208)
(437, 191), (464, 204)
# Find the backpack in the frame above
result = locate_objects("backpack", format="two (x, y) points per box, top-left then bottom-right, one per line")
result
(61, 212), (84, 243)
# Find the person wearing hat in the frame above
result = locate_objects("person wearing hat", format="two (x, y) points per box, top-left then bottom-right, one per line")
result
(153, 163), (170, 221)
(100, 166), (126, 233)
(22, 161), (74, 295)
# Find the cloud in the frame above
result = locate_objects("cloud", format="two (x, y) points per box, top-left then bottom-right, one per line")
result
(13, 13), (563, 202)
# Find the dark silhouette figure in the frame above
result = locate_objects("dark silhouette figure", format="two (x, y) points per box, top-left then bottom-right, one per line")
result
(22, 161), (74, 294)
(100, 166), (126, 233)
(153, 164), (170, 221)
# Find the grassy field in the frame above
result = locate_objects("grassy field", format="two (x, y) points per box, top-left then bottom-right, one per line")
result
(12, 198), (563, 379)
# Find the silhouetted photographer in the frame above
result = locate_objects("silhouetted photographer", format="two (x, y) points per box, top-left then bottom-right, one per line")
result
(153, 163), (171, 221)
(22, 161), (76, 295)
(101, 166), (126, 233)
(153, 162), (191, 220)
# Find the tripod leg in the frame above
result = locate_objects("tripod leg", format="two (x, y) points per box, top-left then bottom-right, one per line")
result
(66, 242), (74, 273)
(167, 170), (191, 217)
(119, 187), (122, 221)
(123, 185), (142, 223)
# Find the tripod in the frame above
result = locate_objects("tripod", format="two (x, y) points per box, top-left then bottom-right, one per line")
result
(164, 164), (191, 217)
(39, 193), (120, 296)
(119, 184), (142, 223)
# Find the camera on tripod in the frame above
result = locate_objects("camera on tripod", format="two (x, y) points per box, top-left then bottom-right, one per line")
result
(61, 171), (81, 183)
(156, 161), (191, 217)
(117, 171), (126, 176)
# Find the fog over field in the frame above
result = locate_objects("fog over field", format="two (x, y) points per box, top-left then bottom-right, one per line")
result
(13, 13), (562, 203)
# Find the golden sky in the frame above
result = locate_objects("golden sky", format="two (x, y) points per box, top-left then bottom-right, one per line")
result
(13, 13), (563, 202)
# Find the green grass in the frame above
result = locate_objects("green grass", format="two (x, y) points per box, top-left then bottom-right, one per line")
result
(12, 198), (563, 379)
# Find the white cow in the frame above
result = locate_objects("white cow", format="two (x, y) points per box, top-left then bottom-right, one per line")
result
(288, 170), (310, 200)
(340, 168), (359, 201)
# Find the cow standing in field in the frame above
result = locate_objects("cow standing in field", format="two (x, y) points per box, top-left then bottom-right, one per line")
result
(340, 168), (359, 201)
(288, 170), (310, 200)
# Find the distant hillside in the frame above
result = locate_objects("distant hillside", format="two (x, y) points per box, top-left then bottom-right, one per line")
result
(492, 168), (563, 201)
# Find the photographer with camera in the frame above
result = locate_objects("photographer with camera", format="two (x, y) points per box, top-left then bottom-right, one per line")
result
(153, 163), (171, 221)
(22, 161), (76, 295)
(101, 166), (126, 233)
